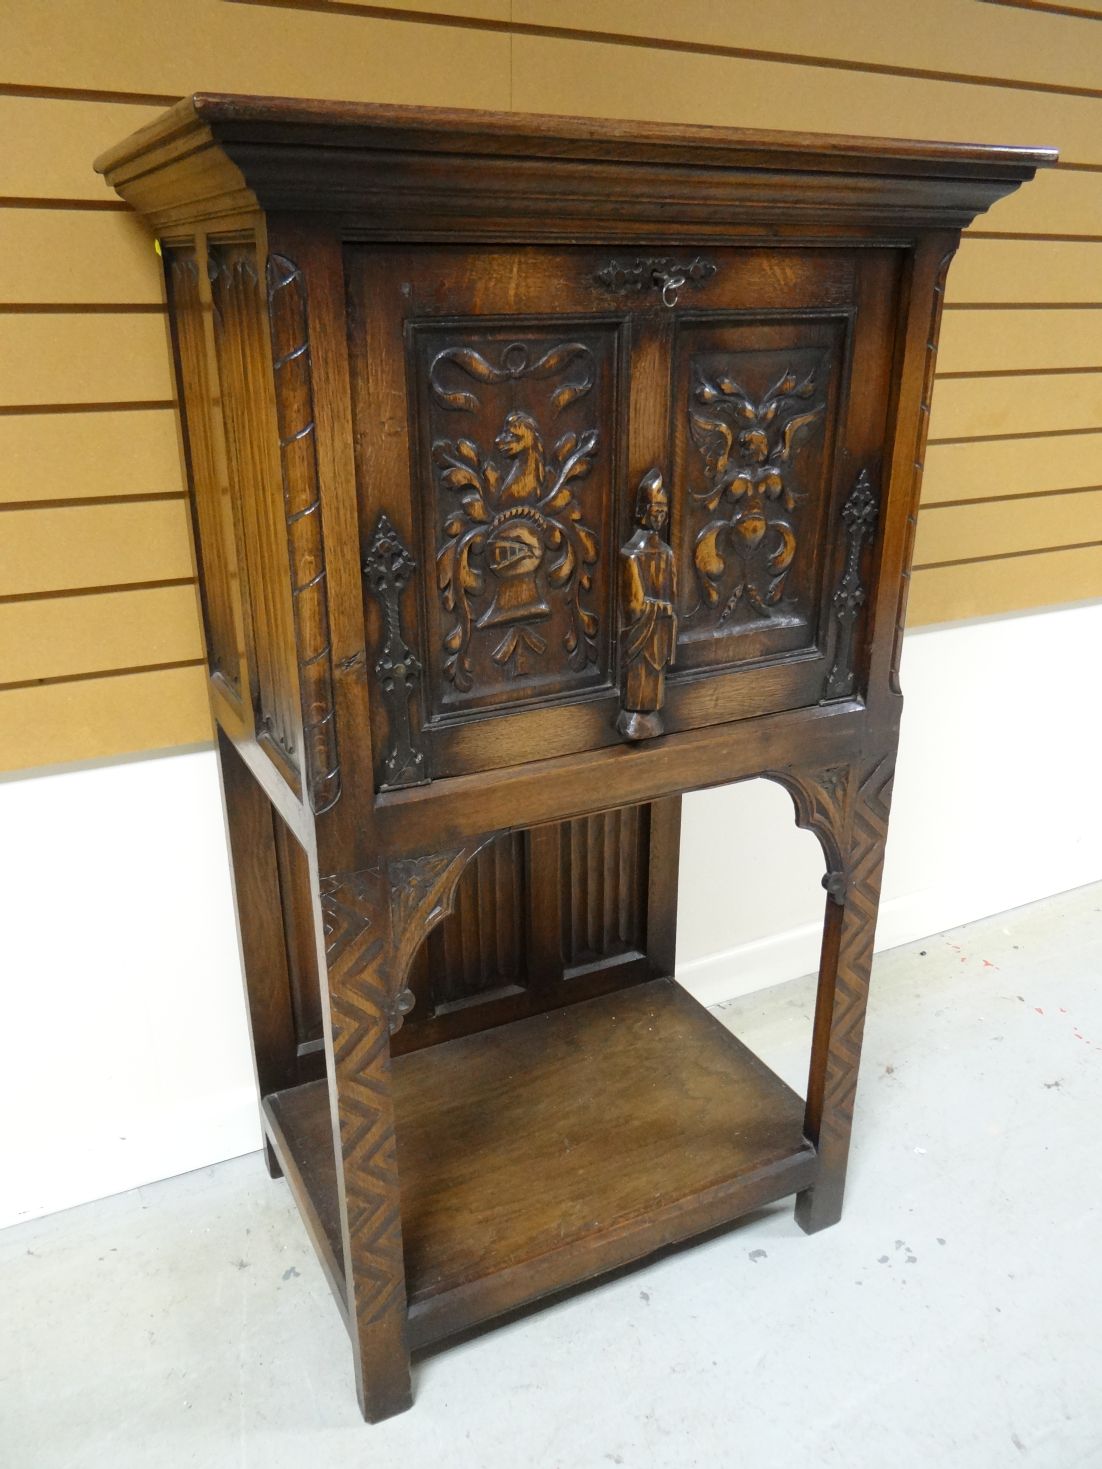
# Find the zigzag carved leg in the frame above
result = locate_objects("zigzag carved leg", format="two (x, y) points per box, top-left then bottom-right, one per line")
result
(321, 867), (413, 1423)
(318, 840), (489, 1422)
(796, 751), (895, 1235)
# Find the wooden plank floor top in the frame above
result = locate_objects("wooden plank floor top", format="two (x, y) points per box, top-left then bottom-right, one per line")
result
(269, 977), (813, 1338)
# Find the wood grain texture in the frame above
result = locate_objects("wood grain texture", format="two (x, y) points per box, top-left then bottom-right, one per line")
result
(9, 1), (1092, 770)
(93, 89), (1053, 1422)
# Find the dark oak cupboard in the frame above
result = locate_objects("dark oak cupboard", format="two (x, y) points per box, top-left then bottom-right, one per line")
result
(97, 98), (1052, 1422)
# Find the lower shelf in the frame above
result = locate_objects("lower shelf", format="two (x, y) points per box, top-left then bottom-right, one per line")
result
(265, 977), (817, 1349)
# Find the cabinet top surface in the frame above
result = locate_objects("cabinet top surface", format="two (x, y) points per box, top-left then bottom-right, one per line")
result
(95, 93), (1055, 237)
(95, 90), (1056, 180)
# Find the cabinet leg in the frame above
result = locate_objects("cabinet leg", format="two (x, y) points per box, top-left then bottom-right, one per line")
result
(317, 842), (490, 1422)
(795, 752), (895, 1235)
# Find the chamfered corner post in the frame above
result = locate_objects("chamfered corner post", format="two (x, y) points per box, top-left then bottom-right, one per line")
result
(794, 749), (896, 1235)
(315, 840), (491, 1421)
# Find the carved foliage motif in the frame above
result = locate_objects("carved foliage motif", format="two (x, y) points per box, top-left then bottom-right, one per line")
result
(688, 362), (825, 624)
(595, 255), (717, 305)
(430, 341), (602, 688)
(824, 470), (879, 701)
(363, 514), (428, 790)
(266, 254), (341, 813)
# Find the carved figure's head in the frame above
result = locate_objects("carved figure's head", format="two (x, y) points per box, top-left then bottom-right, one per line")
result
(495, 411), (541, 459)
(636, 468), (669, 534)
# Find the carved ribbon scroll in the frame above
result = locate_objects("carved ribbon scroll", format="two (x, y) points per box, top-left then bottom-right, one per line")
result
(824, 470), (879, 701)
(266, 254), (341, 813)
(363, 515), (429, 790)
(617, 469), (677, 741)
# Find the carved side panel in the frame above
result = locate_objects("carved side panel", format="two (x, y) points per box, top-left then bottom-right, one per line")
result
(210, 243), (301, 783)
(266, 254), (341, 813)
(672, 321), (844, 673)
(415, 327), (619, 716)
(561, 805), (649, 966)
(406, 833), (528, 1014)
(165, 247), (246, 703)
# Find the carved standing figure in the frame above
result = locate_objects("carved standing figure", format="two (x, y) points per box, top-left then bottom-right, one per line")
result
(617, 469), (677, 741)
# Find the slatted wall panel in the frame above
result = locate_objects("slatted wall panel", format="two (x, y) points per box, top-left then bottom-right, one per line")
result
(2, 0), (1099, 770)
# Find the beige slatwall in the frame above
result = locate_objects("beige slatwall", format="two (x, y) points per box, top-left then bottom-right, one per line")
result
(2, 0), (1100, 771)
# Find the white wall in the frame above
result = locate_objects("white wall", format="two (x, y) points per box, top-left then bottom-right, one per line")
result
(2, 603), (1100, 1228)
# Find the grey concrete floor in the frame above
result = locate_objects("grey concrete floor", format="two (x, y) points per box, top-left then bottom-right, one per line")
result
(3, 884), (1101, 1469)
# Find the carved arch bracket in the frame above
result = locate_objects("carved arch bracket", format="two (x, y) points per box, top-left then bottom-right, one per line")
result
(320, 838), (494, 1035)
(762, 764), (852, 904)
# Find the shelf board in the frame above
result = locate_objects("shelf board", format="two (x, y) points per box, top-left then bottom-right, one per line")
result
(265, 977), (817, 1349)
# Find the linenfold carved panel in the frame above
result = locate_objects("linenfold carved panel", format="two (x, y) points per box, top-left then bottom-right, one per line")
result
(415, 327), (618, 717)
(672, 323), (844, 674)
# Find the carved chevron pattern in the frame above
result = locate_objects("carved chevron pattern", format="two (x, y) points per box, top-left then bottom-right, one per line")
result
(814, 751), (895, 1170)
(320, 868), (406, 1331)
(318, 840), (491, 1346)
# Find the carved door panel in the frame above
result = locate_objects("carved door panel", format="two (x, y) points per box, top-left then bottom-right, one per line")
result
(347, 245), (630, 788)
(652, 247), (904, 733)
(346, 245), (902, 787)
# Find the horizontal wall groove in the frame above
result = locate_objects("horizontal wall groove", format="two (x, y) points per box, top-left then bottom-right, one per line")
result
(0, 304), (166, 315)
(0, 656), (205, 694)
(928, 425), (1102, 446)
(981, 0), (1102, 22)
(914, 538), (1102, 572)
(0, 82), (179, 107)
(0, 577), (196, 608)
(0, 492), (186, 513)
(923, 484), (1102, 509)
(0, 401), (175, 417)
(966, 231), (1102, 242)
(0, 197), (132, 212)
(935, 366), (1102, 380)
(943, 302), (1102, 311)
(225, 0), (1102, 102)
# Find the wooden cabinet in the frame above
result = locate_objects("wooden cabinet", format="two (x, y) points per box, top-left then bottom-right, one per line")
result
(97, 97), (1053, 1423)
